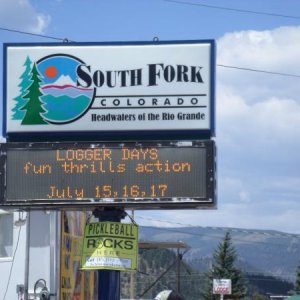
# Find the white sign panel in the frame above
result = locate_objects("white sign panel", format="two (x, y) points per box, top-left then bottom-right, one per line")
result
(213, 279), (232, 295)
(4, 41), (215, 138)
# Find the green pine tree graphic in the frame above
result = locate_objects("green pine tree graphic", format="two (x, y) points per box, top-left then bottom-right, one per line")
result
(12, 56), (32, 120)
(21, 62), (47, 125)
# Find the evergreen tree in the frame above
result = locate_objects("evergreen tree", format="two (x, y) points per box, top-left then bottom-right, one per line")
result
(21, 62), (47, 125)
(294, 262), (300, 293)
(12, 56), (32, 120)
(202, 232), (247, 299)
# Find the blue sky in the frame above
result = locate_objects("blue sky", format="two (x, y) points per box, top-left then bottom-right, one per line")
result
(1, 0), (300, 233)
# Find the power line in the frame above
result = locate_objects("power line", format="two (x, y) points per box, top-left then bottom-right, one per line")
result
(2, 226), (22, 300)
(134, 275), (293, 284)
(218, 64), (300, 78)
(0, 26), (72, 42)
(164, 0), (300, 19)
(133, 269), (295, 282)
(1, 26), (300, 79)
(134, 273), (293, 280)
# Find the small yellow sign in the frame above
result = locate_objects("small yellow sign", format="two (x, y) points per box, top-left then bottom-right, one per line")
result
(81, 221), (138, 271)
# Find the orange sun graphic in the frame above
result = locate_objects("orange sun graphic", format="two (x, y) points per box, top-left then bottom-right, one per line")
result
(45, 66), (58, 78)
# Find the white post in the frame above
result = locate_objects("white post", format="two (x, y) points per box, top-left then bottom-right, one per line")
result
(220, 294), (224, 300)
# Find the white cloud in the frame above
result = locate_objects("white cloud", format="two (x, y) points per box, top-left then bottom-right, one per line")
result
(218, 26), (300, 74)
(217, 26), (300, 176)
(137, 26), (300, 234)
(217, 26), (300, 103)
(218, 89), (300, 151)
(0, 0), (50, 34)
(215, 26), (300, 232)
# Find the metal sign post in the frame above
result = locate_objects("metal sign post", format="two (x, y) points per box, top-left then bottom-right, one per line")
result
(93, 208), (126, 300)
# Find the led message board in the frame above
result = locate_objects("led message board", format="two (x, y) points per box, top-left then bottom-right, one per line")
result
(4, 40), (215, 141)
(0, 141), (215, 209)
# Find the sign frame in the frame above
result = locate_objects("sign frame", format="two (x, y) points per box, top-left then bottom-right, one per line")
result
(0, 140), (216, 210)
(3, 40), (215, 141)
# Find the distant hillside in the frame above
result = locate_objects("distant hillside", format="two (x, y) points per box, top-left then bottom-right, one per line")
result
(139, 226), (300, 283)
(121, 229), (296, 299)
(247, 274), (293, 295)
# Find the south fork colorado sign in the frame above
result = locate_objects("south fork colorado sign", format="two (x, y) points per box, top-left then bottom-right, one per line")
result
(4, 41), (215, 139)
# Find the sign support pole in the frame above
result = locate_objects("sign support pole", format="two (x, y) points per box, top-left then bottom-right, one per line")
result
(93, 208), (126, 300)
(176, 247), (181, 294)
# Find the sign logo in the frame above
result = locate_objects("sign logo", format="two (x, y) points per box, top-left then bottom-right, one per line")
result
(12, 54), (95, 125)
